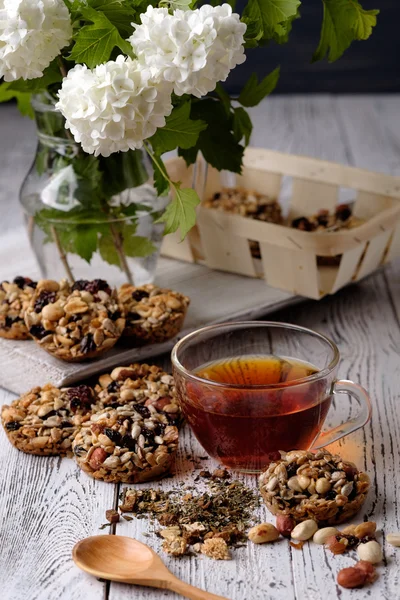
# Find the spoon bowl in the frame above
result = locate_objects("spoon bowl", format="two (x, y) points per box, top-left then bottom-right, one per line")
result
(73, 535), (228, 600)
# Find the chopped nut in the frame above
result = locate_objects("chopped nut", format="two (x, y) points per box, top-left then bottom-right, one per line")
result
(248, 523), (280, 544)
(291, 520), (318, 541)
(160, 526), (182, 540)
(325, 534), (354, 555)
(201, 538), (231, 560)
(337, 567), (367, 589)
(357, 540), (383, 564)
(105, 509), (120, 524)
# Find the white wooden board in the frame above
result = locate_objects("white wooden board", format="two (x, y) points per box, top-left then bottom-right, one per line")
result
(0, 227), (297, 394)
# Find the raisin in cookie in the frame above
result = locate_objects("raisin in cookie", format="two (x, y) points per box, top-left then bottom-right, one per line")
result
(95, 363), (180, 422)
(118, 284), (189, 344)
(259, 449), (370, 525)
(1, 383), (99, 456)
(72, 402), (179, 483)
(24, 278), (125, 362)
(0, 277), (37, 339)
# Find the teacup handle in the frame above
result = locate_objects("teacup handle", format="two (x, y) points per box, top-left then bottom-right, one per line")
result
(313, 380), (372, 449)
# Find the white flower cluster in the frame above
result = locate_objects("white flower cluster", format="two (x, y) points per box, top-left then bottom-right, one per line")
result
(56, 56), (173, 157)
(129, 4), (247, 97)
(0, 0), (72, 81)
(55, 3), (246, 156)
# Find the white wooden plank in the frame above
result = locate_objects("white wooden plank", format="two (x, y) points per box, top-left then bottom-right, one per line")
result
(0, 387), (117, 600)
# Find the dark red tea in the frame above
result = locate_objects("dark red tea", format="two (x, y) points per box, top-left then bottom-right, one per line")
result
(182, 355), (331, 472)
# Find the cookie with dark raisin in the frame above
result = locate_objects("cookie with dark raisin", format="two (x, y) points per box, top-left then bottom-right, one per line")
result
(1, 383), (101, 456)
(24, 279), (125, 362)
(0, 277), (37, 339)
(118, 284), (189, 344)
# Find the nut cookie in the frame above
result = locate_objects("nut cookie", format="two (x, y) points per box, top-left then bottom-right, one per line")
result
(25, 278), (125, 362)
(259, 449), (370, 525)
(95, 363), (181, 422)
(0, 276), (37, 339)
(118, 284), (190, 344)
(1, 383), (99, 456)
(72, 402), (179, 483)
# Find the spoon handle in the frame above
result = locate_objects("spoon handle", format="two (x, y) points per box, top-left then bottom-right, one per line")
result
(167, 576), (229, 600)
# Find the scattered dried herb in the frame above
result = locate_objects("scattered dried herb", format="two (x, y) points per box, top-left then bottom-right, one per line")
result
(99, 522), (112, 530)
(119, 475), (260, 557)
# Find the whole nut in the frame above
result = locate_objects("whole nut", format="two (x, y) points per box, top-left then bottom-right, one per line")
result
(276, 515), (295, 538)
(341, 524), (357, 535)
(291, 519), (318, 541)
(386, 533), (400, 547)
(313, 527), (339, 545)
(316, 478), (331, 495)
(337, 567), (367, 589)
(355, 521), (376, 539)
(37, 279), (59, 292)
(89, 447), (108, 470)
(354, 560), (377, 583)
(357, 540), (383, 564)
(288, 476), (303, 492)
(42, 303), (65, 321)
(248, 523), (280, 544)
(297, 475), (311, 490)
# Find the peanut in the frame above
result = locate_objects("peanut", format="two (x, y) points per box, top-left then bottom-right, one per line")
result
(337, 567), (367, 589)
(315, 478), (331, 494)
(291, 519), (318, 541)
(276, 515), (295, 538)
(42, 303), (65, 321)
(89, 447), (108, 470)
(357, 540), (383, 564)
(248, 523), (280, 544)
(341, 524), (357, 535)
(313, 527), (339, 545)
(354, 560), (377, 583)
(386, 533), (400, 547)
(355, 521), (376, 539)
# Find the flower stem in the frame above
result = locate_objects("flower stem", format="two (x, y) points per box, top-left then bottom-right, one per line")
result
(57, 56), (68, 79)
(108, 220), (134, 285)
(50, 225), (74, 283)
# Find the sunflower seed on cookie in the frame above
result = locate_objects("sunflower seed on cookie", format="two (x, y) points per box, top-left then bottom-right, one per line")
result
(0, 276), (37, 339)
(118, 283), (189, 344)
(259, 449), (370, 525)
(1, 383), (99, 456)
(72, 401), (179, 483)
(24, 278), (125, 362)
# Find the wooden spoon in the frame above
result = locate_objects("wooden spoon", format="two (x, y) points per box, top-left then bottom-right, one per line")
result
(73, 535), (229, 600)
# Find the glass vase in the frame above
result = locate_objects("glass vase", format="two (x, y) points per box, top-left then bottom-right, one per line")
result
(19, 93), (168, 286)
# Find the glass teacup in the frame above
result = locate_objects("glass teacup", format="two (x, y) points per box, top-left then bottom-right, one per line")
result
(171, 321), (372, 473)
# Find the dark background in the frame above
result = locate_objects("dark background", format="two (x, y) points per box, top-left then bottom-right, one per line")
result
(227, 0), (400, 94)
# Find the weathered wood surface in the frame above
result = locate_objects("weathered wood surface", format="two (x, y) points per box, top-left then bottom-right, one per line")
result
(1, 96), (400, 600)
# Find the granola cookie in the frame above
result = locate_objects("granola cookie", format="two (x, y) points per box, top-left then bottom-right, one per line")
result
(95, 363), (181, 424)
(24, 278), (125, 362)
(1, 383), (99, 456)
(0, 277), (37, 339)
(259, 449), (370, 525)
(118, 284), (189, 344)
(72, 402), (179, 483)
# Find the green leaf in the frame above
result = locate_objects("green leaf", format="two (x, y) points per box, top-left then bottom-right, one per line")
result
(179, 99), (244, 173)
(238, 67), (280, 107)
(152, 155), (170, 197)
(0, 82), (33, 118)
(313, 0), (379, 62)
(87, 0), (137, 36)
(123, 225), (156, 257)
(157, 186), (200, 240)
(67, 226), (99, 263)
(7, 60), (62, 93)
(215, 83), (231, 117)
(150, 103), (207, 156)
(232, 107), (253, 146)
(242, 0), (300, 45)
(159, 0), (194, 9)
(68, 7), (133, 68)
(98, 230), (121, 266)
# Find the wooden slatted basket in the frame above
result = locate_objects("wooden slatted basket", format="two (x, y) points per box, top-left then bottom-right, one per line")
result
(162, 148), (400, 299)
